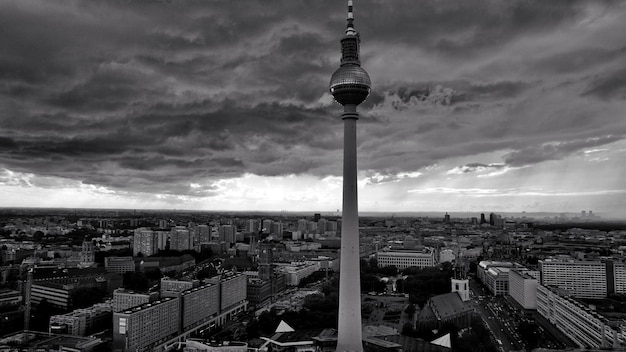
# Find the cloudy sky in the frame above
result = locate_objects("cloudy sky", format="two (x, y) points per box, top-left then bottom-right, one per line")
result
(1, 0), (625, 217)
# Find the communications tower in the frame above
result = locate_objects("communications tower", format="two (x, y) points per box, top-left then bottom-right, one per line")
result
(329, 1), (371, 351)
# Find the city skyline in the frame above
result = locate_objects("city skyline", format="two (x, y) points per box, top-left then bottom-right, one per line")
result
(1, 1), (626, 217)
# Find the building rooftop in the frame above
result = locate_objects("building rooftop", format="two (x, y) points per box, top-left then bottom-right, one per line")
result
(429, 292), (472, 320)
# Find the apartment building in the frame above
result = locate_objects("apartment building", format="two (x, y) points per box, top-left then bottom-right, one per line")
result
(113, 297), (181, 352)
(537, 285), (626, 349)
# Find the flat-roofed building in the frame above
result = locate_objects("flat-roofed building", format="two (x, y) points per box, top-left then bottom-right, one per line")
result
(216, 271), (247, 313)
(49, 303), (112, 336)
(160, 277), (199, 297)
(112, 288), (158, 313)
(181, 282), (220, 331)
(376, 248), (436, 270)
(484, 267), (511, 296)
(113, 297), (181, 352)
(278, 262), (320, 286)
(537, 285), (626, 349)
(105, 256), (135, 274)
(539, 259), (607, 299)
(508, 269), (539, 309)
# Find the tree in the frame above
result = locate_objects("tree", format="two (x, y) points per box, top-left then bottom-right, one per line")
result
(401, 322), (415, 336)
(404, 303), (416, 318)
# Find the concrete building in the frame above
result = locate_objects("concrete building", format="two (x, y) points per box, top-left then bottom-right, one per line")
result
(105, 256), (135, 274)
(133, 228), (167, 256)
(170, 227), (194, 251)
(49, 303), (112, 336)
(477, 261), (520, 296)
(80, 239), (95, 266)
(376, 248), (436, 270)
(508, 269), (539, 309)
(537, 285), (626, 349)
(113, 297), (181, 352)
(112, 288), (158, 313)
(219, 225), (236, 245)
(31, 277), (106, 310)
(539, 259), (608, 299)
(181, 281), (220, 331)
(279, 262), (321, 286)
(160, 277), (199, 297)
(207, 271), (247, 313)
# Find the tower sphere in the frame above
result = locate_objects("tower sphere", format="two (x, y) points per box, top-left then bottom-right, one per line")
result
(329, 64), (371, 106)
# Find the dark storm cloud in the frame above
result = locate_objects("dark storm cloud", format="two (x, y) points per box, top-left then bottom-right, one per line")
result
(583, 68), (626, 100)
(1, 0), (625, 197)
(504, 135), (624, 166)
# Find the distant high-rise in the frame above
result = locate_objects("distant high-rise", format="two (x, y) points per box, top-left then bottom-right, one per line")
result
(329, 1), (371, 351)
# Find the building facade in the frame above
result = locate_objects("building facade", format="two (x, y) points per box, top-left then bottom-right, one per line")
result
(105, 256), (135, 274)
(509, 269), (539, 309)
(539, 259), (608, 299)
(537, 285), (626, 349)
(113, 297), (181, 352)
(49, 303), (112, 336)
(376, 249), (436, 270)
(112, 288), (158, 313)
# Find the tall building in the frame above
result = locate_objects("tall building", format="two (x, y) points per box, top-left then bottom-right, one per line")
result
(537, 285), (626, 348)
(80, 239), (95, 266)
(180, 282), (220, 332)
(258, 243), (273, 281)
(508, 268), (539, 309)
(133, 228), (161, 256)
(214, 271), (247, 313)
(112, 288), (158, 313)
(539, 259), (608, 299)
(246, 219), (260, 233)
(218, 225), (236, 244)
(113, 297), (181, 352)
(170, 227), (194, 251)
(329, 1), (371, 350)
(196, 224), (211, 243)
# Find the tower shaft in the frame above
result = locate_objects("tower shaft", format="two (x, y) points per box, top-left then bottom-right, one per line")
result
(337, 104), (363, 352)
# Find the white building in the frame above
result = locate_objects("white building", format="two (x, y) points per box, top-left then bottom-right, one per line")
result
(539, 259), (607, 299)
(537, 285), (626, 349)
(113, 297), (181, 352)
(278, 262), (321, 286)
(508, 269), (539, 309)
(376, 248), (436, 270)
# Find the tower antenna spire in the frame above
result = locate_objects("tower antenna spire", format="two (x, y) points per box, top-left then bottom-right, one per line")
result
(346, 0), (356, 35)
